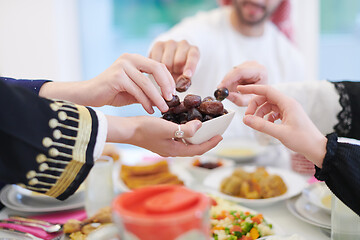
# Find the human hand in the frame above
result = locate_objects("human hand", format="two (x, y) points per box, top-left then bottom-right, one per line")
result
(106, 115), (222, 157)
(149, 40), (200, 80)
(86, 53), (176, 114)
(238, 85), (327, 167)
(217, 61), (268, 106)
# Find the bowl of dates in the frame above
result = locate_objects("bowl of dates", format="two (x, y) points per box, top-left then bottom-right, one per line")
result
(162, 93), (234, 144)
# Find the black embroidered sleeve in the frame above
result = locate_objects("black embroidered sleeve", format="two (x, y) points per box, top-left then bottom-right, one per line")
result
(315, 133), (360, 216)
(0, 80), (97, 200)
(332, 81), (360, 140)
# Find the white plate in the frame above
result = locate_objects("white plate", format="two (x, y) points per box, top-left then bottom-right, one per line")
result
(0, 184), (84, 213)
(203, 166), (307, 207)
(286, 195), (331, 230)
(212, 139), (267, 163)
(294, 195), (331, 229)
(302, 182), (331, 214)
(113, 160), (194, 192)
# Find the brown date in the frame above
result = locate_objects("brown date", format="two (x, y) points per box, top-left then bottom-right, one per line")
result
(162, 112), (176, 122)
(184, 94), (201, 108)
(165, 95), (180, 108)
(172, 102), (187, 114)
(214, 87), (229, 101)
(176, 75), (191, 92)
(198, 101), (224, 116)
(202, 96), (215, 102)
(177, 112), (188, 124)
(187, 108), (203, 121)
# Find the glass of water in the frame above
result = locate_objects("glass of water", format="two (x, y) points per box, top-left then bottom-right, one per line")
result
(331, 194), (360, 240)
(85, 155), (115, 217)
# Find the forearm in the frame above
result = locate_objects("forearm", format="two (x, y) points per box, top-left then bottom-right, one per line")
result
(315, 133), (360, 216)
(39, 80), (97, 106)
(105, 115), (138, 144)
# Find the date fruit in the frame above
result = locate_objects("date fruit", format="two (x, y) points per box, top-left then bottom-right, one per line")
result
(214, 87), (229, 101)
(165, 95), (180, 108)
(184, 94), (201, 108)
(176, 75), (192, 92)
(198, 101), (224, 116)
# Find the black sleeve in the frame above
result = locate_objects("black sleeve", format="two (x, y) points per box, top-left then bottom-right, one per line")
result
(0, 80), (97, 200)
(0, 77), (51, 95)
(315, 133), (360, 216)
(332, 81), (360, 140)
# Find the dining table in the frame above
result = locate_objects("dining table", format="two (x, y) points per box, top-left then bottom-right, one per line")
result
(0, 141), (331, 240)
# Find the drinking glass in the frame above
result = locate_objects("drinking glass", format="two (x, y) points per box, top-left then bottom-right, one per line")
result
(85, 155), (115, 217)
(331, 194), (360, 240)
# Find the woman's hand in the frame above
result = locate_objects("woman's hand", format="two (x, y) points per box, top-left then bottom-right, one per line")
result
(106, 115), (222, 157)
(40, 53), (175, 114)
(238, 85), (327, 167)
(217, 61), (268, 106)
(149, 40), (200, 80)
(87, 53), (175, 113)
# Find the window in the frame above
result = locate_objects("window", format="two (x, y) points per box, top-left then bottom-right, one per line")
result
(319, 0), (360, 80)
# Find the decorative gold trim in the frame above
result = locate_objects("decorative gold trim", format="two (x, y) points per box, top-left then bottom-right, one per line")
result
(46, 105), (92, 198)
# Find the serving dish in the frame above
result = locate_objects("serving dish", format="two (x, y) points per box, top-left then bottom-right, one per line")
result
(203, 166), (307, 207)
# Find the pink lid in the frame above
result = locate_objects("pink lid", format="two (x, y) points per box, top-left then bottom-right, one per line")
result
(112, 185), (209, 224)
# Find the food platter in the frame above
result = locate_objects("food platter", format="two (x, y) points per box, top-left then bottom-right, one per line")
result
(203, 166), (307, 207)
(113, 160), (194, 192)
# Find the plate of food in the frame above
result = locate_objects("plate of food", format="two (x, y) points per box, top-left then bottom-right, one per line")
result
(113, 159), (194, 192)
(203, 166), (307, 207)
(210, 196), (283, 239)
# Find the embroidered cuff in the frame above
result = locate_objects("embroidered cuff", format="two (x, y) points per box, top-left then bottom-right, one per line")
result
(19, 100), (96, 200)
(315, 133), (338, 181)
(93, 110), (108, 160)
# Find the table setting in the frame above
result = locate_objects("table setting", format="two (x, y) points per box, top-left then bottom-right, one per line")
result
(0, 139), (334, 240)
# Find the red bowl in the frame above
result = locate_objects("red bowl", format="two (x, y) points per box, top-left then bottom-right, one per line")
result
(112, 185), (211, 240)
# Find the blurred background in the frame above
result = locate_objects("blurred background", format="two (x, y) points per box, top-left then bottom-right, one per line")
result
(0, 0), (359, 117)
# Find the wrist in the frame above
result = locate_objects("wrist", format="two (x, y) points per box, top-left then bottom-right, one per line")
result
(304, 134), (327, 168)
(106, 116), (138, 144)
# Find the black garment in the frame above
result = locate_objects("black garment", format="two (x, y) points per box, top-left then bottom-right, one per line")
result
(315, 133), (360, 216)
(314, 81), (360, 216)
(0, 80), (97, 200)
(0, 77), (51, 95)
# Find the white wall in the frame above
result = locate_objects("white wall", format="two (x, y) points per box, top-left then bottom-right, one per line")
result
(292, 0), (320, 81)
(0, 0), (81, 82)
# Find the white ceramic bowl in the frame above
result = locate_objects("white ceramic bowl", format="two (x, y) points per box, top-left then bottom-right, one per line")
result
(212, 139), (266, 163)
(302, 182), (332, 214)
(185, 155), (234, 181)
(186, 110), (235, 144)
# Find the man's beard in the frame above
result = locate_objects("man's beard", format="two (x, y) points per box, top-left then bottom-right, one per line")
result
(233, 0), (273, 26)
